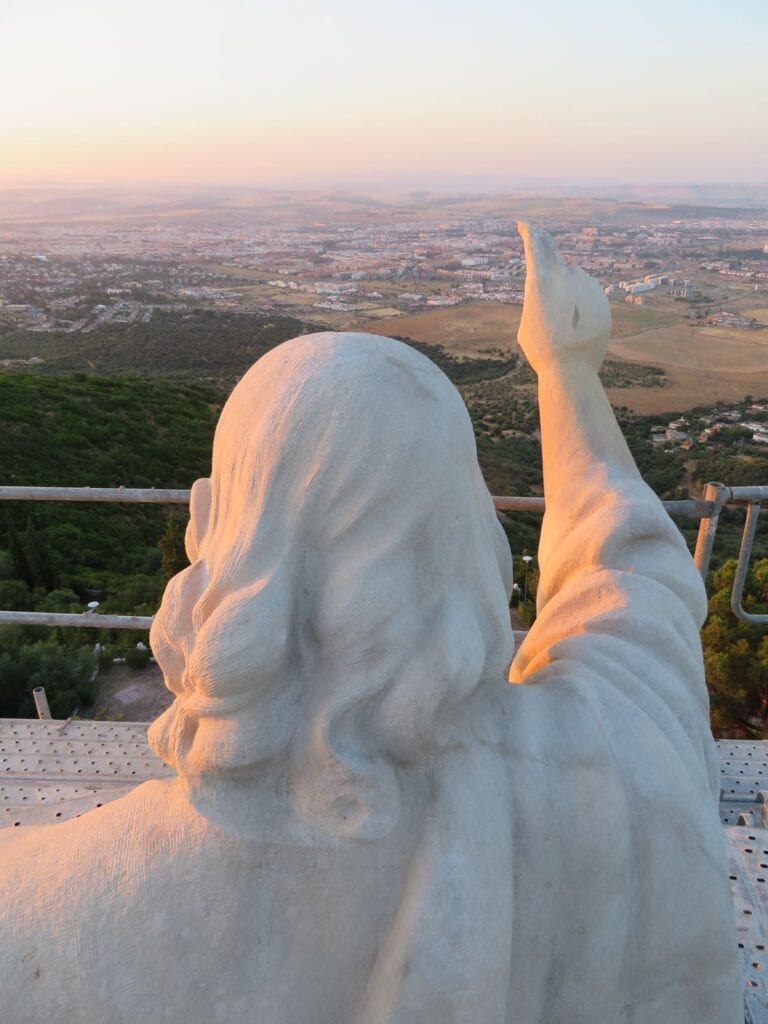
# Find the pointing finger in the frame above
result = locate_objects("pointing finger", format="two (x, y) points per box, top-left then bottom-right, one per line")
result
(518, 222), (562, 285)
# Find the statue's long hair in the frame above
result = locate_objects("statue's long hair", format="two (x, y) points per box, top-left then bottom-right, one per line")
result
(149, 333), (513, 838)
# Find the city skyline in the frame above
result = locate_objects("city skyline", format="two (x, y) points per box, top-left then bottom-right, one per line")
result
(1, 0), (767, 187)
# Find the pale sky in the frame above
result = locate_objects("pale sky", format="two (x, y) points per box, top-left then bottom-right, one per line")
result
(1, 0), (766, 187)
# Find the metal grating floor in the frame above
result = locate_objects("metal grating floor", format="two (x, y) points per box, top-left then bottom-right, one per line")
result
(0, 718), (173, 828)
(718, 740), (768, 1022)
(1, 721), (767, 1017)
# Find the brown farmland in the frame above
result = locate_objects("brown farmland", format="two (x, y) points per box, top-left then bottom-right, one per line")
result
(606, 322), (768, 413)
(366, 303), (768, 414)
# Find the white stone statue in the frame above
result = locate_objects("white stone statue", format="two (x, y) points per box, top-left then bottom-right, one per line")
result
(0, 226), (742, 1023)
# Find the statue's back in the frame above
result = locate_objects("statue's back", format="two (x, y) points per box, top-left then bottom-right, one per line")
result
(0, 240), (745, 1021)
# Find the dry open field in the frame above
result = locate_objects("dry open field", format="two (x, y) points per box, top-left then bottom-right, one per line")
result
(366, 302), (768, 414)
(606, 322), (768, 413)
(366, 304), (521, 357)
(366, 302), (676, 357)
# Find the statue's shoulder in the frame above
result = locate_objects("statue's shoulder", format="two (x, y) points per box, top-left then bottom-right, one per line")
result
(0, 780), (202, 923)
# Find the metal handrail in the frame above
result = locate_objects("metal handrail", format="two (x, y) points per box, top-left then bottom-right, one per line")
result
(494, 494), (715, 518)
(0, 486), (716, 518)
(0, 481), (767, 630)
(0, 610), (154, 630)
(685, 484), (768, 626)
(731, 503), (767, 624)
(0, 486), (190, 504)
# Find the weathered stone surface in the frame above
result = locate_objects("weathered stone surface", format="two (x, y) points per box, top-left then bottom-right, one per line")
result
(0, 226), (743, 1022)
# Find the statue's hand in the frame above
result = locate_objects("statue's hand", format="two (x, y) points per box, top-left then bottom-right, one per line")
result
(517, 222), (610, 373)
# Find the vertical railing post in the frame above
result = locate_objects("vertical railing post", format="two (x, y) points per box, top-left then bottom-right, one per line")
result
(32, 687), (52, 720)
(693, 482), (731, 581)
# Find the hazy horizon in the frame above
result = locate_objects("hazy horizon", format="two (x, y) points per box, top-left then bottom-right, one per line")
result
(1, 179), (767, 202)
(2, 0), (766, 188)
(2, 176), (768, 191)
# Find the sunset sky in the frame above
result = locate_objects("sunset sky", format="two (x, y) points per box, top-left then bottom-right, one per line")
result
(1, 0), (766, 187)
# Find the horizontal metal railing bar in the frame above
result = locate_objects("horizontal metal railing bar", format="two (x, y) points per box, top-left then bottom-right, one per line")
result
(0, 609), (529, 638)
(0, 486), (757, 519)
(493, 496), (546, 512)
(0, 611), (154, 630)
(0, 482), (766, 632)
(493, 495), (715, 518)
(664, 498), (717, 518)
(0, 486), (191, 504)
(726, 485), (768, 502)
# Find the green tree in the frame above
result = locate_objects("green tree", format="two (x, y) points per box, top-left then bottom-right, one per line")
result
(125, 645), (151, 670)
(5, 517), (32, 587)
(35, 588), (82, 613)
(0, 579), (32, 611)
(0, 631), (97, 718)
(159, 513), (187, 585)
(24, 517), (58, 591)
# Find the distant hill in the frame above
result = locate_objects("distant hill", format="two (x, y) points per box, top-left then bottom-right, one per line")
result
(1, 184), (765, 229)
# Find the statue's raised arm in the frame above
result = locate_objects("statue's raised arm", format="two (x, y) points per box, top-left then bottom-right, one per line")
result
(502, 225), (744, 1022)
(513, 224), (710, 713)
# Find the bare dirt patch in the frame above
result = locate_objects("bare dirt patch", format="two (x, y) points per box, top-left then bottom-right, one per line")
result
(91, 663), (173, 723)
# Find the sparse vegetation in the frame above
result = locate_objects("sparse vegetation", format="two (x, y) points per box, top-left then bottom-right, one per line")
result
(599, 360), (666, 389)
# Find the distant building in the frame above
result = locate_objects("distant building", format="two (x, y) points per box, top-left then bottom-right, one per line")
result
(621, 281), (655, 295)
(708, 312), (759, 329)
(669, 283), (697, 298)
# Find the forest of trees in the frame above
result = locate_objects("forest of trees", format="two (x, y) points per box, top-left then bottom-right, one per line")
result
(0, 310), (312, 387)
(0, 372), (215, 717)
(1, 315), (768, 734)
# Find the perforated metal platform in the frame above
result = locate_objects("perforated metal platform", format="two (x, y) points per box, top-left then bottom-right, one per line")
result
(716, 740), (768, 1020)
(1, 720), (767, 1017)
(0, 718), (173, 828)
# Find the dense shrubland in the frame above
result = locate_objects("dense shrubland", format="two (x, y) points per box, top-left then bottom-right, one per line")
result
(0, 310), (311, 388)
(0, 321), (766, 733)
